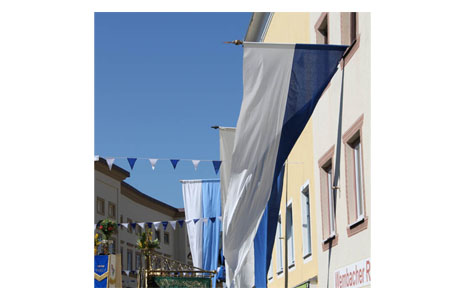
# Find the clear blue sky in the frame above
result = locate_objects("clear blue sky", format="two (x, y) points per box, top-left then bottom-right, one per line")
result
(95, 12), (251, 208)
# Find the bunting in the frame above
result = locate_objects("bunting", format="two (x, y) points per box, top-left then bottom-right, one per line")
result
(149, 158), (158, 170)
(127, 158), (137, 170)
(170, 159), (179, 170)
(106, 158), (115, 171)
(169, 220), (177, 230)
(192, 160), (200, 171)
(212, 160), (222, 174)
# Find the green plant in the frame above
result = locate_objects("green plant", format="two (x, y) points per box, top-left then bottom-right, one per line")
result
(137, 228), (160, 251)
(98, 218), (117, 240)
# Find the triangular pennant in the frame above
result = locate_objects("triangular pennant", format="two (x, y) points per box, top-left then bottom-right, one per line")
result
(170, 159), (180, 169)
(193, 219), (200, 224)
(131, 223), (136, 229)
(153, 222), (161, 230)
(202, 218), (208, 224)
(177, 220), (185, 228)
(169, 221), (177, 230)
(192, 160), (200, 171)
(210, 217), (216, 223)
(212, 160), (222, 174)
(137, 222), (145, 229)
(146, 222), (152, 229)
(124, 270), (130, 276)
(106, 158), (115, 170)
(149, 158), (159, 170)
(94, 224), (97, 230)
(121, 223), (129, 229)
(217, 216), (222, 222)
(162, 221), (168, 230)
(185, 219), (193, 224)
(127, 158), (137, 170)
(94, 155), (99, 161)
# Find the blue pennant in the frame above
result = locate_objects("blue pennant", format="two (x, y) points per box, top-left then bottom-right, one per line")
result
(177, 220), (185, 228)
(146, 222), (152, 228)
(162, 221), (168, 230)
(212, 160), (222, 174)
(193, 218), (200, 224)
(131, 223), (136, 229)
(127, 158), (137, 170)
(170, 159), (180, 169)
(210, 217), (216, 223)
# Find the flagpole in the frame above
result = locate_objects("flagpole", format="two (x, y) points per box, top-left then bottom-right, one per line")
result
(284, 160), (289, 288)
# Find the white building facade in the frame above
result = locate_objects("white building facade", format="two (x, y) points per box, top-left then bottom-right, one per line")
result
(94, 159), (191, 288)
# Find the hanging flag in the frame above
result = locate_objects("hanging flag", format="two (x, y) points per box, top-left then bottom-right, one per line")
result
(127, 158), (137, 170)
(153, 222), (161, 230)
(177, 220), (185, 228)
(210, 217), (216, 224)
(212, 161), (222, 174)
(217, 216), (222, 222)
(106, 158), (115, 171)
(131, 223), (136, 230)
(146, 222), (153, 229)
(223, 42), (348, 288)
(124, 270), (130, 277)
(120, 223), (129, 229)
(137, 222), (145, 229)
(162, 221), (168, 230)
(170, 159), (180, 169)
(181, 179), (221, 288)
(149, 158), (158, 170)
(192, 160), (200, 171)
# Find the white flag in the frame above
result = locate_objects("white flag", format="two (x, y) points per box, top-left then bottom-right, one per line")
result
(94, 155), (100, 161)
(202, 218), (208, 224)
(149, 158), (158, 170)
(137, 222), (145, 229)
(153, 222), (161, 230)
(192, 160), (200, 171)
(121, 223), (129, 229)
(169, 221), (177, 230)
(124, 270), (130, 276)
(106, 158), (115, 170)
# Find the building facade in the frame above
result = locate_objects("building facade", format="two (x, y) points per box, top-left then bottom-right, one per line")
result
(245, 12), (371, 288)
(94, 158), (191, 288)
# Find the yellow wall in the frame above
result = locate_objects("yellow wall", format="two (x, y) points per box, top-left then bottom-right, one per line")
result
(263, 13), (319, 288)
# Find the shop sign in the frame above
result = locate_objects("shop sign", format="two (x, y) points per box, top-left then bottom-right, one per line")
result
(334, 258), (371, 288)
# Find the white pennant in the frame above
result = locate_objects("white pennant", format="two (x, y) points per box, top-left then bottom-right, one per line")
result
(149, 158), (159, 170)
(94, 155), (100, 161)
(124, 270), (130, 276)
(202, 218), (208, 224)
(185, 219), (193, 224)
(169, 221), (177, 230)
(192, 160), (200, 171)
(153, 222), (161, 230)
(94, 224), (97, 230)
(217, 216), (222, 222)
(106, 158), (115, 170)
(121, 223), (129, 229)
(137, 222), (145, 229)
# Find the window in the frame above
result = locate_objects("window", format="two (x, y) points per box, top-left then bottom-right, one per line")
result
(343, 115), (368, 236)
(301, 181), (312, 258)
(164, 232), (170, 245)
(135, 221), (142, 235)
(155, 230), (161, 241)
(276, 214), (284, 274)
(127, 250), (133, 270)
(319, 146), (338, 251)
(96, 197), (105, 215)
(286, 202), (295, 268)
(340, 12), (360, 67)
(127, 218), (133, 233)
(120, 214), (123, 224)
(135, 253), (141, 270)
(315, 12), (329, 44)
(108, 202), (116, 219)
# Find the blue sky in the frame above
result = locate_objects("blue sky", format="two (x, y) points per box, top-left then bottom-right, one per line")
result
(95, 12), (251, 208)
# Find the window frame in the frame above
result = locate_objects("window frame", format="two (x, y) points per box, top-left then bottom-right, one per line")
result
(343, 114), (368, 237)
(96, 197), (105, 215)
(164, 232), (170, 245)
(286, 200), (295, 269)
(300, 180), (312, 259)
(318, 146), (339, 251)
(315, 12), (329, 44)
(127, 249), (133, 270)
(340, 12), (361, 69)
(127, 218), (133, 233)
(108, 202), (116, 219)
(276, 213), (284, 275)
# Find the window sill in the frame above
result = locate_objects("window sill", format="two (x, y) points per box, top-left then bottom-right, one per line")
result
(303, 253), (313, 264)
(347, 215), (369, 237)
(348, 216), (365, 228)
(322, 233), (338, 251)
(322, 233), (336, 244)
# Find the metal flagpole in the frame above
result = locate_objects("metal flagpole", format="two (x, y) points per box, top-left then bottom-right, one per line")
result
(284, 160), (289, 288)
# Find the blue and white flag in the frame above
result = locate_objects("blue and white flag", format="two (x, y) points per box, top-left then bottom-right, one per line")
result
(223, 42), (347, 287)
(181, 179), (221, 288)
